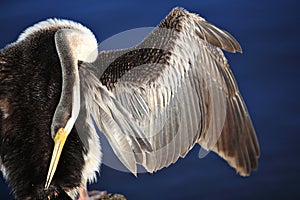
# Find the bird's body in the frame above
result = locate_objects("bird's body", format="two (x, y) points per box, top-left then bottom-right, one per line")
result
(0, 8), (259, 199)
(0, 20), (100, 199)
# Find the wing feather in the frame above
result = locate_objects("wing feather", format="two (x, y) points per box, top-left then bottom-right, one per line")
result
(79, 64), (152, 174)
(81, 7), (259, 175)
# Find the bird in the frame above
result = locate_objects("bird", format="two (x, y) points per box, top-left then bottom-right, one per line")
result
(0, 7), (260, 200)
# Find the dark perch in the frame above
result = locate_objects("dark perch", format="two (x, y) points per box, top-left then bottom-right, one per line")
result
(100, 193), (126, 200)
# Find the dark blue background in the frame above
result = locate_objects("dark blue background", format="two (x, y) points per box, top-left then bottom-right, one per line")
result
(0, 0), (299, 199)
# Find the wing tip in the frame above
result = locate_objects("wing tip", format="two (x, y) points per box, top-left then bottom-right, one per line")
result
(203, 23), (243, 53)
(235, 155), (260, 177)
(207, 87), (260, 177)
(174, 7), (243, 54)
(162, 7), (243, 53)
(216, 149), (260, 177)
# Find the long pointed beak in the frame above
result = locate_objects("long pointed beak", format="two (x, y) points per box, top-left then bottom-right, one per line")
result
(45, 128), (68, 189)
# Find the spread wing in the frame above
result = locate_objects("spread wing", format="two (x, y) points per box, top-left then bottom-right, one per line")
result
(79, 8), (260, 176)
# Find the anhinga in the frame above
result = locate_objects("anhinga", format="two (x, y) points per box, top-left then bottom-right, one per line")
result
(0, 8), (260, 200)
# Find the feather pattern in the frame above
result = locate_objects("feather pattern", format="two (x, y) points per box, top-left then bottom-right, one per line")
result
(80, 8), (260, 176)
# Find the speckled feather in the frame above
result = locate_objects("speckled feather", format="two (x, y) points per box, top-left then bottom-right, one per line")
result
(83, 7), (259, 176)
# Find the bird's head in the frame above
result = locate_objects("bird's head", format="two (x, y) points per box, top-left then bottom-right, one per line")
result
(18, 19), (99, 190)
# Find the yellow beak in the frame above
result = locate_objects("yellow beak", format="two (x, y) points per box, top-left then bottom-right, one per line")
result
(45, 128), (68, 189)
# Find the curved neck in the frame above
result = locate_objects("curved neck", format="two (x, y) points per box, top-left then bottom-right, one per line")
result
(51, 29), (81, 138)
